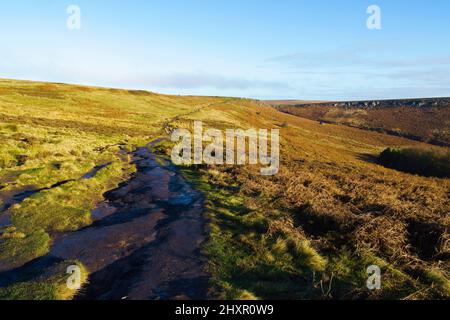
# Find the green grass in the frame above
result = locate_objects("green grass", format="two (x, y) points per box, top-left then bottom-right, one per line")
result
(174, 164), (330, 300)
(0, 229), (50, 268)
(0, 260), (88, 300)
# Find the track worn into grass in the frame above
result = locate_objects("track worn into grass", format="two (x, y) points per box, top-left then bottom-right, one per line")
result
(0, 141), (208, 300)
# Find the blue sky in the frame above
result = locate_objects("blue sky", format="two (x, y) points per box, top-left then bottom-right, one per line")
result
(1, 0), (449, 100)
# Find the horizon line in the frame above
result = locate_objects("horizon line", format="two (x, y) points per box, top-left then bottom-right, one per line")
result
(1, 77), (449, 103)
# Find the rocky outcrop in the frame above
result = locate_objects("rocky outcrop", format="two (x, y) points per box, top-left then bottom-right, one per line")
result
(301, 98), (450, 109)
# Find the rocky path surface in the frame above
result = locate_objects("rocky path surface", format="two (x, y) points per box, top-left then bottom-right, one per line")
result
(0, 141), (209, 300)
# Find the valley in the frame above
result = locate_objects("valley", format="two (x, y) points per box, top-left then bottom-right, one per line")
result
(273, 98), (450, 147)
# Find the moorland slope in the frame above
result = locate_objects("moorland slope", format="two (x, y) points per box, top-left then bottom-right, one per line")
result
(274, 98), (450, 147)
(0, 79), (448, 300)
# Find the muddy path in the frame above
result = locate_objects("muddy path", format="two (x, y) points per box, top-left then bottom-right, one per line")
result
(0, 141), (209, 300)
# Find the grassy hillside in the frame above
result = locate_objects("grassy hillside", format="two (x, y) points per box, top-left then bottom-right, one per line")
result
(156, 101), (449, 300)
(0, 79), (227, 298)
(0, 79), (449, 300)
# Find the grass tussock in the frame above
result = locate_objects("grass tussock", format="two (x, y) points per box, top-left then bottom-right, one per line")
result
(0, 260), (88, 300)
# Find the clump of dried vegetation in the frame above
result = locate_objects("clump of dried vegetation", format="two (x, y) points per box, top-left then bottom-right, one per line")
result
(186, 157), (449, 299)
(378, 147), (450, 178)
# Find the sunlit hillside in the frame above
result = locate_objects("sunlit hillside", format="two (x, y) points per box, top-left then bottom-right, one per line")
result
(0, 79), (448, 300)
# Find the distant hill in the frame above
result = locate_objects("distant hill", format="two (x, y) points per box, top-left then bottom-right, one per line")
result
(264, 100), (329, 105)
(275, 98), (450, 147)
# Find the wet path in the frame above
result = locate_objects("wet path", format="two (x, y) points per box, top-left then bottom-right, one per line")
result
(0, 142), (208, 300)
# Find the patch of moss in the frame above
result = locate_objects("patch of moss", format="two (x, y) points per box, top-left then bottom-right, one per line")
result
(0, 229), (50, 270)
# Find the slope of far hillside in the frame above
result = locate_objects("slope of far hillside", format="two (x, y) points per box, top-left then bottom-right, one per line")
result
(264, 100), (329, 105)
(274, 98), (450, 147)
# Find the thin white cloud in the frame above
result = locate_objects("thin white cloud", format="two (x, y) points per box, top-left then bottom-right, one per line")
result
(263, 47), (450, 99)
(0, 50), (292, 94)
(267, 50), (450, 69)
(128, 72), (292, 90)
